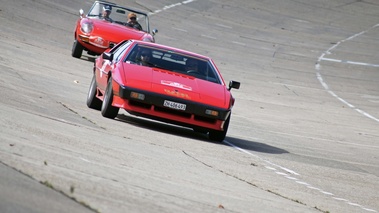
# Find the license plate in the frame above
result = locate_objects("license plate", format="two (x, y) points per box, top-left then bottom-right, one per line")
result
(163, 100), (186, 111)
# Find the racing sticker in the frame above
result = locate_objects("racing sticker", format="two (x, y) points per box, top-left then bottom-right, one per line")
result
(89, 36), (109, 48)
(164, 89), (191, 100)
(161, 80), (192, 91)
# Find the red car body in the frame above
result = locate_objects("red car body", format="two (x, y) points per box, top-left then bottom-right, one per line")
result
(86, 40), (240, 142)
(72, 1), (157, 58)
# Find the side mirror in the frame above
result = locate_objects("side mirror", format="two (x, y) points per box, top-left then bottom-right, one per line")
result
(152, 29), (158, 35)
(79, 9), (84, 18)
(102, 52), (113, 61)
(228, 80), (240, 91)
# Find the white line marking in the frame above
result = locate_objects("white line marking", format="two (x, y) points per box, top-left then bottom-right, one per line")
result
(141, 1), (378, 212)
(265, 166), (276, 171)
(163, 3), (182, 10)
(149, 0), (197, 15)
(295, 181), (309, 186)
(285, 176), (298, 180)
(182, 0), (195, 4)
(172, 27), (188, 32)
(80, 157), (90, 163)
(275, 172), (287, 176)
(320, 57), (342, 63)
(224, 139), (377, 212)
(348, 202), (362, 207)
(201, 34), (217, 39)
(232, 41), (246, 46)
(320, 191), (334, 195)
(321, 57), (379, 67)
(316, 23), (379, 124)
(307, 186), (321, 190)
(216, 23), (232, 29)
(333, 197), (348, 201)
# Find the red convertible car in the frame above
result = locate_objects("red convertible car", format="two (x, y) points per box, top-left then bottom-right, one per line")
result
(86, 40), (240, 142)
(72, 1), (158, 58)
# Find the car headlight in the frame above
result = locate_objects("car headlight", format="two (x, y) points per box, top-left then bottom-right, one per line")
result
(130, 91), (145, 100)
(80, 21), (93, 34)
(205, 109), (219, 117)
(142, 35), (154, 43)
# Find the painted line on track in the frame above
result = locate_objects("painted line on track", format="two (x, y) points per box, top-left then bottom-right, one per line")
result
(149, 0), (197, 15)
(224, 139), (377, 212)
(321, 57), (379, 68)
(146, 1), (378, 212)
(315, 24), (379, 124)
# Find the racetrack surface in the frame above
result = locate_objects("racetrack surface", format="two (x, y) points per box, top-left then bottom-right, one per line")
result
(0, 0), (378, 212)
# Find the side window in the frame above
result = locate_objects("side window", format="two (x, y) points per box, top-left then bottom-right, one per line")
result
(112, 41), (132, 62)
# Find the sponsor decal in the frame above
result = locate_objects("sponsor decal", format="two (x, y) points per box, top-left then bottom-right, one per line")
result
(161, 80), (192, 91)
(164, 89), (191, 100)
(89, 36), (109, 48)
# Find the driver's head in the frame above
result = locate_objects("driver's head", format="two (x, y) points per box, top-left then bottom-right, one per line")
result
(103, 5), (112, 16)
(140, 50), (151, 62)
(185, 58), (198, 71)
(128, 13), (137, 23)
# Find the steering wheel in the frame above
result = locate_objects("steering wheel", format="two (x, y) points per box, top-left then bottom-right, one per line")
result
(186, 70), (201, 75)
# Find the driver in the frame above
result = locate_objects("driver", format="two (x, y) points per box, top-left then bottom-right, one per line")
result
(126, 13), (143, 30)
(185, 58), (199, 72)
(102, 5), (113, 22)
(137, 49), (153, 67)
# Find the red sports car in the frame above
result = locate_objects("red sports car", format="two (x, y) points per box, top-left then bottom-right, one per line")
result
(72, 1), (158, 58)
(86, 40), (240, 142)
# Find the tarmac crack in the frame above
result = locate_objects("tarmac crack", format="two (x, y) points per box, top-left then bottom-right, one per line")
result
(182, 150), (327, 212)
(58, 101), (105, 130)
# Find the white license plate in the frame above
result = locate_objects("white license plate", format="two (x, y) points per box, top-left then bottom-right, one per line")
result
(163, 100), (186, 111)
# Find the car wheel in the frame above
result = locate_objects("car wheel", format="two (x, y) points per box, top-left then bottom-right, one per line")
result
(208, 115), (231, 142)
(101, 77), (119, 119)
(72, 39), (83, 58)
(86, 75), (102, 110)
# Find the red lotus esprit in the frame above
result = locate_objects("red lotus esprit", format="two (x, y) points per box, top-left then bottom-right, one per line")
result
(86, 40), (240, 142)
(72, 1), (158, 59)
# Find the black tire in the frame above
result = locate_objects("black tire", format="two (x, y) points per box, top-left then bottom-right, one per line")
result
(101, 77), (119, 119)
(72, 39), (83, 58)
(86, 75), (102, 110)
(209, 115), (231, 142)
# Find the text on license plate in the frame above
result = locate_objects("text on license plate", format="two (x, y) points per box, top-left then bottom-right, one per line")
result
(163, 100), (186, 111)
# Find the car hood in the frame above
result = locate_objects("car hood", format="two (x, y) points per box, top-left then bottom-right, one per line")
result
(90, 19), (147, 41)
(123, 64), (228, 108)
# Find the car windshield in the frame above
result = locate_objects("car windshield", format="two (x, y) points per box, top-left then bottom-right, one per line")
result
(125, 44), (222, 84)
(87, 2), (149, 33)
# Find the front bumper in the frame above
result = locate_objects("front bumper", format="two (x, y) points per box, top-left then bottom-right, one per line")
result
(113, 85), (231, 131)
(78, 34), (116, 54)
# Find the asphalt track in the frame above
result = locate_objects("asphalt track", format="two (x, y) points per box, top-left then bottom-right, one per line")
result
(0, 0), (378, 212)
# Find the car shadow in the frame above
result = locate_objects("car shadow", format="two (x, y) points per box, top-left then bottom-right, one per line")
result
(115, 114), (288, 155)
(223, 136), (288, 154)
(115, 113), (209, 140)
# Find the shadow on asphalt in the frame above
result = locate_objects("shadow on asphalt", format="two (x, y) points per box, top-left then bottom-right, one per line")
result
(116, 113), (209, 140)
(77, 55), (96, 63)
(224, 136), (288, 154)
(115, 114), (288, 155)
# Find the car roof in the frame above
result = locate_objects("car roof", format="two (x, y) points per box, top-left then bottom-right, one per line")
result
(130, 40), (211, 61)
